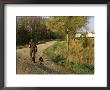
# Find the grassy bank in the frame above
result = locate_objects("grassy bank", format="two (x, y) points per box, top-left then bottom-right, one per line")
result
(16, 44), (28, 49)
(43, 39), (94, 74)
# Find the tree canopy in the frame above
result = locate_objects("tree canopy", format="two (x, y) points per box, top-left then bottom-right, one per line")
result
(45, 16), (88, 38)
(16, 16), (89, 46)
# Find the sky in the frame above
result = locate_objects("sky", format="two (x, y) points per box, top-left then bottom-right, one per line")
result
(87, 16), (94, 32)
(79, 16), (94, 33)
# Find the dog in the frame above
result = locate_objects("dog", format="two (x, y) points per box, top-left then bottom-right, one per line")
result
(39, 57), (44, 65)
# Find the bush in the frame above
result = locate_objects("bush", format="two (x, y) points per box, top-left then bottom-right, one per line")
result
(43, 40), (94, 74)
(82, 37), (88, 48)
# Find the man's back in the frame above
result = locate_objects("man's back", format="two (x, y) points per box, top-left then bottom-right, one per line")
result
(29, 41), (36, 50)
(29, 40), (37, 63)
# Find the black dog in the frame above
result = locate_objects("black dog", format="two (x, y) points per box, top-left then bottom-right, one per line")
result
(39, 57), (44, 65)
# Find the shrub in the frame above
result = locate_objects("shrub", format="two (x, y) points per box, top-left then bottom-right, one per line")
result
(43, 40), (94, 74)
(82, 37), (88, 48)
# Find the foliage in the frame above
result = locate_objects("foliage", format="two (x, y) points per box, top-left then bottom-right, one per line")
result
(16, 16), (61, 45)
(45, 16), (88, 38)
(45, 16), (88, 51)
(43, 40), (94, 74)
(16, 20), (31, 45)
(17, 16), (89, 46)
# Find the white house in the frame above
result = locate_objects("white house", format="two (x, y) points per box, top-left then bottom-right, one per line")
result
(75, 32), (95, 37)
(75, 33), (82, 37)
(87, 32), (94, 37)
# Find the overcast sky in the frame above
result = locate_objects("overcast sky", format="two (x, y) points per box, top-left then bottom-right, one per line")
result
(87, 16), (94, 32)
(81, 16), (94, 32)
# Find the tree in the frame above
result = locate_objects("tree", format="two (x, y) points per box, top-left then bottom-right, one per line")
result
(16, 16), (58, 45)
(45, 16), (88, 51)
(16, 16), (31, 45)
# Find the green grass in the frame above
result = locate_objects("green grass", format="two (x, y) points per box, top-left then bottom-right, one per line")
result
(16, 44), (28, 49)
(58, 60), (94, 74)
(43, 41), (94, 74)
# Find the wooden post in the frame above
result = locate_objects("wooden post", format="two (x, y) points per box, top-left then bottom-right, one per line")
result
(67, 33), (69, 51)
(67, 29), (69, 52)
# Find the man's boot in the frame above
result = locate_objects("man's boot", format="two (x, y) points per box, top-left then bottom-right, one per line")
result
(32, 57), (35, 63)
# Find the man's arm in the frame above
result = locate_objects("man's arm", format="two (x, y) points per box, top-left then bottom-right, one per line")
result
(29, 42), (31, 48)
(35, 45), (37, 52)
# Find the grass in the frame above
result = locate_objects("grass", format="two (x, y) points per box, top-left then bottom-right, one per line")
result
(43, 38), (94, 74)
(16, 44), (28, 49)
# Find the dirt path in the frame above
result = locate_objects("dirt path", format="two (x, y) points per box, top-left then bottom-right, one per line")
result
(16, 41), (73, 74)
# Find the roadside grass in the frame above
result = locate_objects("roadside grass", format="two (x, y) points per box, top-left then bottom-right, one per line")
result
(16, 39), (62, 49)
(43, 39), (94, 74)
(16, 44), (28, 49)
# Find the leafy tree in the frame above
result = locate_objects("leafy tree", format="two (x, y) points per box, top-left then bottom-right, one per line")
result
(45, 16), (88, 51)
(16, 16), (58, 45)
(16, 16), (31, 45)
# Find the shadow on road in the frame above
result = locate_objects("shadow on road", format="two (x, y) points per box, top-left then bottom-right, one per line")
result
(26, 62), (61, 74)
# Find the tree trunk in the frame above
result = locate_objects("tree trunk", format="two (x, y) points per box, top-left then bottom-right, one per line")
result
(67, 33), (69, 52)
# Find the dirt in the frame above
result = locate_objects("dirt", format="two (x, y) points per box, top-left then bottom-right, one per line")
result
(16, 41), (73, 74)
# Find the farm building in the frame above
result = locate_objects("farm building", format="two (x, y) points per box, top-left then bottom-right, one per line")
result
(75, 32), (95, 38)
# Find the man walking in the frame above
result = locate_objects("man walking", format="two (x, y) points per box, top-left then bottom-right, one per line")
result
(29, 39), (37, 63)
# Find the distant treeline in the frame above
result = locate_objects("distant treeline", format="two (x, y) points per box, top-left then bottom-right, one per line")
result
(16, 16), (64, 45)
(16, 16), (90, 46)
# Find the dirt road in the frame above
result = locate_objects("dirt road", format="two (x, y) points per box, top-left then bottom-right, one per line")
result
(16, 41), (73, 74)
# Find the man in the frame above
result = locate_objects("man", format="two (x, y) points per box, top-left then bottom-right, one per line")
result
(29, 39), (37, 63)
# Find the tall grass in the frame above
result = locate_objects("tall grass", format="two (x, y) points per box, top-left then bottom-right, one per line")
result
(43, 38), (94, 74)
(68, 38), (94, 66)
